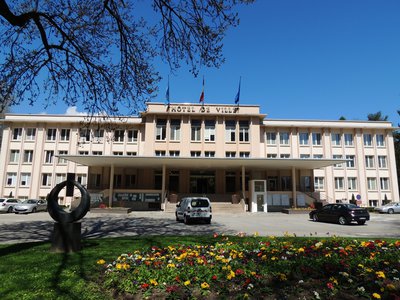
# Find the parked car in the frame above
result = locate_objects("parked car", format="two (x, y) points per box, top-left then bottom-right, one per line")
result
(0, 198), (21, 213)
(374, 202), (400, 214)
(14, 199), (47, 214)
(175, 197), (212, 224)
(309, 203), (370, 225)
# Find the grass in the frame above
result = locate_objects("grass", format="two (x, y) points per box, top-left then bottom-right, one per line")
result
(1, 235), (399, 299)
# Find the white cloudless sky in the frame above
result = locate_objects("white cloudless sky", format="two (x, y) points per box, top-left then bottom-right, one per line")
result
(11, 0), (400, 124)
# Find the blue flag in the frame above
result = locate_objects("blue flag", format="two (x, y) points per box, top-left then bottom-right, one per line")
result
(235, 77), (241, 105)
(165, 76), (170, 106)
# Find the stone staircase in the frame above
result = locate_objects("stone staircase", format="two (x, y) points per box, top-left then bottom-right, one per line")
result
(164, 201), (246, 214)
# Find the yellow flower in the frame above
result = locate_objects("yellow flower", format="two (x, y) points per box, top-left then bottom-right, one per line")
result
(227, 270), (236, 280)
(150, 279), (158, 286)
(372, 293), (381, 299)
(297, 247), (305, 253)
(184, 280), (191, 286)
(116, 263), (122, 270)
(376, 271), (385, 279)
(167, 263), (176, 268)
(96, 259), (106, 265)
(201, 282), (210, 289)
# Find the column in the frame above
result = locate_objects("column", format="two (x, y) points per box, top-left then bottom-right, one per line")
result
(108, 164), (114, 208)
(292, 166), (297, 208)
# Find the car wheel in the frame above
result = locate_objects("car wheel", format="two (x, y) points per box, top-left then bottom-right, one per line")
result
(312, 214), (318, 222)
(388, 209), (394, 214)
(338, 216), (348, 225)
(32, 208), (37, 213)
(175, 212), (180, 222)
(206, 217), (211, 224)
(357, 220), (366, 225)
(184, 215), (190, 225)
(7, 206), (13, 213)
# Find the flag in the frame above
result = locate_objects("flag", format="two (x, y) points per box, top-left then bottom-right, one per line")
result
(235, 77), (241, 105)
(199, 76), (204, 103)
(165, 76), (170, 106)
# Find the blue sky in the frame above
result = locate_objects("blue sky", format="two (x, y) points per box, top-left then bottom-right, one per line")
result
(11, 0), (400, 124)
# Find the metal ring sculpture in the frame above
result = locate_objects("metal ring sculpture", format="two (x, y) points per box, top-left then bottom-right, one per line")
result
(47, 180), (91, 223)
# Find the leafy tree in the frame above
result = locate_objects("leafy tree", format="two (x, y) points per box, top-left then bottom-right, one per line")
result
(395, 110), (400, 194)
(339, 116), (346, 120)
(367, 111), (389, 121)
(0, 0), (253, 116)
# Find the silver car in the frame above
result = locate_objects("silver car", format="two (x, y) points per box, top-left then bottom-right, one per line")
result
(374, 202), (400, 214)
(0, 198), (21, 213)
(14, 199), (47, 214)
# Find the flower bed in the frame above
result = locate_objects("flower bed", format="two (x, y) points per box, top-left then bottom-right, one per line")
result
(97, 236), (400, 299)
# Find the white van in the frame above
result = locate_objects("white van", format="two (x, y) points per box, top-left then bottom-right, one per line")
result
(175, 197), (212, 224)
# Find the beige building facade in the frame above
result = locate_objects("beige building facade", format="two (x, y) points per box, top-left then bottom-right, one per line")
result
(0, 102), (398, 210)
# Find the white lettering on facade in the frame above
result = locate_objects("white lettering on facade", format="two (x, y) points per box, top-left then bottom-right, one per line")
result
(168, 105), (238, 114)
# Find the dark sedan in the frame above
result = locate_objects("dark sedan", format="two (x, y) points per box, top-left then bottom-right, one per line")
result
(309, 203), (370, 225)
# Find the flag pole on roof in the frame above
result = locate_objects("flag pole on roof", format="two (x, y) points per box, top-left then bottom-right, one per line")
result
(199, 76), (205, 105)
(165, 75), (170, 108)
(235, 76), (241, 107)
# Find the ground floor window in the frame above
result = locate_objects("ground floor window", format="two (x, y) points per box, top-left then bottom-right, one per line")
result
(225, 172), (236, 193)
(369, 200), (378, 207)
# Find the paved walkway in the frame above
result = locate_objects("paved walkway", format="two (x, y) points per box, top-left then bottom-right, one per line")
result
(0, 211), (399, 244)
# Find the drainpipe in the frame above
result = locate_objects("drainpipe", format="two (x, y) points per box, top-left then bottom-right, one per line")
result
(292, 166), (296, 208)
(162, 164), (166, 210)
(109, 164), (114, 208)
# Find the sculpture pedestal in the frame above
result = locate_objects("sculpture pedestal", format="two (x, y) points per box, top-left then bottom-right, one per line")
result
(51, 222), (81, 253)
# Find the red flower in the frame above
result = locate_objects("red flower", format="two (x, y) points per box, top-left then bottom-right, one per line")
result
(175, 276), (180, 282)
(327, 282), (334, 290)
(212, 275), (218, 280)
(235, 269), (245, 276)
(141, 283), (149, 289)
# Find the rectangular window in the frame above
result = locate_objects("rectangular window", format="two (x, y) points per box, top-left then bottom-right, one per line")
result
(126, 152), (137, 156)
(93, 129), (104, 141)
(9, 150), (19, 163)
(113, 174), (122, 188)
(314, 177), (324, 190)
(346, 155), (355, 168)
(191, 151), (201, 157)
(225, 120), (236, 142)
(378, 156), (387, 169)
(266, 132), (276, 145)
(58, 150), (68, 164)
(47, 128), (57, 141)
(225, 152), (236, 158)
(79, 151), (89, 155)
(331, 133), (341, 146)
(205, 151), (215, 157)
(376, 134), (385, 147)
(348, 177), (357, 190)
(267, 153), (277, 158)
(25, 128), (36, 141)
(280, 154), (290, 158)
(344, 133), (353, 146)
(313, 154), (323, 159)
(299, 133), (309, 145)
(312, 133), (321, 145)
(333, 155), (343, 168)
(92, 151), (103, 155)
(334, 177), (344, 190)
(59, 129), (70, 141)
(23, 150), (34, 163)
(42, 173), (52, 186)
(367, 177), (377, 190)
(155, 150), (166, 156)
(365, 155), (374, 168)
(90, 174), (102, 188)
(380, 178), (389, 190)
(127, 130), (138, 142)
(279, 132), (290, 145)
(239, 152), (250, 158)
(204, 120), (216, 142)
(300, 154), (310, 159)
(79, 128), (90, 142)
(55, 173), (66, 184)
(77, 174), (87, 185)
(169, 151), (180, 157)
(170, 119), (181, 141)
(6, 172), (17, 186)
(239, 121), (249, 142)
(114, 130), (124, 142)
(125, 174), (136, 188)
(156, 119), (166, 141)
(20, 173), (31, 186)
(363, 134), (372, 146)
(13, 128), (22, 140)
(113, 151), (123, 156)
(45, 150), (54, 163)
(191, 120), (201, 141)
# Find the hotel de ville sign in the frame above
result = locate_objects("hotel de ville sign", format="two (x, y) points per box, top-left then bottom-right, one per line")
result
(167, 104), (239, 114)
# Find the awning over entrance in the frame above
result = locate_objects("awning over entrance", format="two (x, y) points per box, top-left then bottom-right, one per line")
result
(60, 155), (344, 170)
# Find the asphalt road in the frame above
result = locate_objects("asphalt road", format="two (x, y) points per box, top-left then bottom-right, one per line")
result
(0, 211), (399, 244)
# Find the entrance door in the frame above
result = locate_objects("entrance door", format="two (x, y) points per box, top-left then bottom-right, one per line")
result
(190, 171), (215, 194)
(257, 194), (264, 212)
(300, 176), (311, 192)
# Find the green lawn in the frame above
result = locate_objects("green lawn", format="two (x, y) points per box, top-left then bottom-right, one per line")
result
(1, 235), (399, 299)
